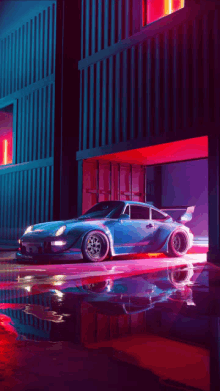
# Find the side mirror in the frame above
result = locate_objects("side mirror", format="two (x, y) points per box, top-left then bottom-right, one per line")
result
(119, 214), (130, 220)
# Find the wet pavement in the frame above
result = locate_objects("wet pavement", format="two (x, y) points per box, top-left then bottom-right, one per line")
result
(0, 249), (217, 391)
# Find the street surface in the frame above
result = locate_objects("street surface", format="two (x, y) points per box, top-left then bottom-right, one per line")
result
(0, 248), (209, 391)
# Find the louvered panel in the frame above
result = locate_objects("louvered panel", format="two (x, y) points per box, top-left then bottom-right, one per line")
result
(83, 68), (88, 150)
(138, 43), (143, 138)
(111, 0), (115, 45)
(10, 172), (16, 239)
(47, 84), (51, 158)
(17, 98), (25, 163)
(11, 32), (15, 94)
(118, 0), (122, 42)
(108, 57), (113, 145)
(27, 20), (31, 86)
(95, 63), (101, 147)
(45, 166), (50, 222)
(36, 168), (41, 223)
(79, 70), (83, 150)
(38, 88), (43, 159)
(21, 26), (25, 89)
(85, 0), (90, 57)
(42, 87), (46, 159)
(130, 46), (135, 140)
(41, 167), (45, 222)
(33, 90), (38, 161)
(104, 0), (109, 48)
(0, 3), (55, 100)
(115, 53), (120, 144)
(25, 96), (29, 162)
(31, 168), (36, 224)
(97, 1), (102, 51)
(8, 34), (12, 95)
(23, 23), (28, 88)
(39, 13), (44, 81)
(0, 164), (53, 240)
(89, 65), (94, 149)
(18, 170), (23, 234)
(81, 0), (85, 60)
(27, 169), (31, 228)
(23, 170), (28, 229)
(51, 83), (55, 157)
(50, 165), (54, 220)
(91, 0), (96, 54)
(101, 59), (107, 146)
(122, 50), (127, 142)
(29, 93), (34, 161)
(44, 9), (48, 79)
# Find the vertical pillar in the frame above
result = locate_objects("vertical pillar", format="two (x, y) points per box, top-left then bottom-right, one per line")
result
(208, 134), (220, 264)
(54, 0), (81, 220)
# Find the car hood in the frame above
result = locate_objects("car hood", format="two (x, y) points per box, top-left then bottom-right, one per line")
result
(22, 218), (110, 238)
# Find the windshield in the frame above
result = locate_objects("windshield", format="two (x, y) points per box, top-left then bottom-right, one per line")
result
(78, 201), (125, 219)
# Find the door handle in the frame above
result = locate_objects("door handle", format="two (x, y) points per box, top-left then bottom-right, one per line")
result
(146, 223), (154, 228)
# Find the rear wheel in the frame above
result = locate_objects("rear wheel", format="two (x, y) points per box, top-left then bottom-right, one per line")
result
(82, 230), (110, 262)
(168, 230), (189, 257)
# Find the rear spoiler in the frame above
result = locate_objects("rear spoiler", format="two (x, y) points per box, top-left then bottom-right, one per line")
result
(161, 206), (195, 224)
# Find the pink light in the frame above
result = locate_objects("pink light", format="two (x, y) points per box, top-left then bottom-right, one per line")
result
(3, 139), (8, 165)
(146, 0), (184, 25)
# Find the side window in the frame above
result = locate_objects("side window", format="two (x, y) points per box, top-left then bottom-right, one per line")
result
(130, 205), (150, 220)
(151, 209), (167, 221)
(124, 205), (129, 215)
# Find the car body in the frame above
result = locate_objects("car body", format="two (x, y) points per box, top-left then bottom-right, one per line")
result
(16, 201), (194, 262)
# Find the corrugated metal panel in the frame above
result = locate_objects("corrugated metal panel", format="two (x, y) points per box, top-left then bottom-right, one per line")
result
(81, 0), (138, 60)
(79, 8), (218, 151)
(0, 163), (54, 240)
(0, 3), (56, 99)
(16, 83), (55, 163)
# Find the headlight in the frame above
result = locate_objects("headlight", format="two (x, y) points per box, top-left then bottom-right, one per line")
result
(24, 225), (34, 235)
(55, 225), (66, 237)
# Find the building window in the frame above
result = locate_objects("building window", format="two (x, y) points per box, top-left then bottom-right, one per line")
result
(142, 0), (185, 26)
(0, 105), (13, 166)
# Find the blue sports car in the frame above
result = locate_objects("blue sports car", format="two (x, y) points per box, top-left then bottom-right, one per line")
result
(16, 201), (194, 262)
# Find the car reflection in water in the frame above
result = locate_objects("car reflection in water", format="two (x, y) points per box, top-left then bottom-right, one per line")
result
(0, 261), (211, 391)
(0, 263), (199, 342)
(77, 264), (196, 315)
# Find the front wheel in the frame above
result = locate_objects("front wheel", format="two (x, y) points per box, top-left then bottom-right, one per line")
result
(82, 230), (110, 262)
(168, 230), (189, 257)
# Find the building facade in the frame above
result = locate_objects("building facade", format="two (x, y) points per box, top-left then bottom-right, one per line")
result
(77, 0), (220, 263)
(1, 0), (220, 263)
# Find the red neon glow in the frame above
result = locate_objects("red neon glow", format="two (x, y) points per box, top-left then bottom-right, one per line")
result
(145, 0), (184, 25)
(89, 136), (208, 166)
(0, 112), (13, 165)
(3, 139), (8, 165)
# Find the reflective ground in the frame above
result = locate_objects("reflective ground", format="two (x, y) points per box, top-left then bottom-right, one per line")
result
(0, 248), (217, 391)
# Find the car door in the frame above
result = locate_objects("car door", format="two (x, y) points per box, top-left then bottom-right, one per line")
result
(113, 204), (155, 254)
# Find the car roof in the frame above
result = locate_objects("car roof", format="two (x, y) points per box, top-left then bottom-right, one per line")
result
(124, 201), (157, 208)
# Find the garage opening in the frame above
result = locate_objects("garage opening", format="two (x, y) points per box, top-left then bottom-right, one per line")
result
(82, 136), (208, 249)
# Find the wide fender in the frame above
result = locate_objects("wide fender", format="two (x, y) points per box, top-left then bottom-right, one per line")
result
(159, 226), (189, 253)
(68, 224), (114, 256)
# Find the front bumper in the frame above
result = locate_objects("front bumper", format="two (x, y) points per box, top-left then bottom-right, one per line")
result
(16, 250), (83, 261)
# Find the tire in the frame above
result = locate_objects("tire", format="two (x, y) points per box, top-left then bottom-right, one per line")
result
(82, 230), (110, 262)
(168, 229), (189, 257)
